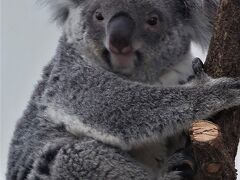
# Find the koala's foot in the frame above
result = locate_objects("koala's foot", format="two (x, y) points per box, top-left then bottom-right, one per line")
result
(164, 149), (196, 180)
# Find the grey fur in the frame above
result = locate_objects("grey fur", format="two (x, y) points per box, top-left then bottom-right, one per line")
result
(7, 0), (240, 179)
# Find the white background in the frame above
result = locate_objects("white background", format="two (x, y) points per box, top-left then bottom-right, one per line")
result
(1, 0), (239, 179)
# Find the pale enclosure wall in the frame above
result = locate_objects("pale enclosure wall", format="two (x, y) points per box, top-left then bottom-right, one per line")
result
(1, 0), (239, 179)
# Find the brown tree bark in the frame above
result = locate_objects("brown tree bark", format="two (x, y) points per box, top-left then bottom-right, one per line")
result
(191, 0), (240, 179)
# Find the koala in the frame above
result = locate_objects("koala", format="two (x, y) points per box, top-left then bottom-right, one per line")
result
(7, 0), (240, 180)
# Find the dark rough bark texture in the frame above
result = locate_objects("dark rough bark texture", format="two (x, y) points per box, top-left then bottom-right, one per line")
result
(192, 0), (240, 179)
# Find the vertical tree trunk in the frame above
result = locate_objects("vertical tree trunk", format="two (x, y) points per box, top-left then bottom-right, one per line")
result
(191, 0), (240, 179)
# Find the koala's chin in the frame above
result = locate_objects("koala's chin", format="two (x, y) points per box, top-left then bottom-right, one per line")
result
(110, 52), (137, 75)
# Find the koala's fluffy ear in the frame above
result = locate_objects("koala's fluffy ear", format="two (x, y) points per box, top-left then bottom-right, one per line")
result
(40, 0), (82, 25)
(182, 0), (219, 49)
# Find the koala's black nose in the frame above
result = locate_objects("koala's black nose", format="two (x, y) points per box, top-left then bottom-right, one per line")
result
(107, 13), (135, 54)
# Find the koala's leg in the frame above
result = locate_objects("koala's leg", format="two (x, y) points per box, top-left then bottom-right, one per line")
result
(27, 138), (153, 180)
(7, 115), (184, 180)
(156, 132), (196, 180)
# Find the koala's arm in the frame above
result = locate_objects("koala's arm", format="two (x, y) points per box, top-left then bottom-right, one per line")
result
(45, 47), (240, 149)
(5, 62), (150, 180)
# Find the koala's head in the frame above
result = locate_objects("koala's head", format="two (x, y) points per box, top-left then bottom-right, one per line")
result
(44, 0), (217, 83)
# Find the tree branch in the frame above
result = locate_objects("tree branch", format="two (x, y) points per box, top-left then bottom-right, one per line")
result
(191, 0), (240, 179)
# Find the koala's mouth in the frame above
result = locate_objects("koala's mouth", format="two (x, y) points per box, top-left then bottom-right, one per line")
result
(102, 49), (142, 75)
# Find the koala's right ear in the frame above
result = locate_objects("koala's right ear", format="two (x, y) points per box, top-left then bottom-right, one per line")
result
(182, 0), (219, 49)
(40, 0), (83, 25)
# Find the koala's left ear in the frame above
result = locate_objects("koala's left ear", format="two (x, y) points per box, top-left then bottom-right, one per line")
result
(180, 0), (219, 49)
(40, 0), (83, 25)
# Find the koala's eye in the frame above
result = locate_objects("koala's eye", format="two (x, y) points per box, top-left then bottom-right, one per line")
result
(95, 11), (104, 21)
(147, 16), (158, 26)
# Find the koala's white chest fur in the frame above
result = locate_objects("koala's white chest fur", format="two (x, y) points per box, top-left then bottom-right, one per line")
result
(159, 52), (194, 86)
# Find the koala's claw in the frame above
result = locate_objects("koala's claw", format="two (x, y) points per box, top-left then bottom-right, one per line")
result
(192, 57), (205, 77)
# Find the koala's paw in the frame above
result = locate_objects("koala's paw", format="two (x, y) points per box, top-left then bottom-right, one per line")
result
(208, 77), (240, 110)
(191, 58), (240, 111)
(165, 150), (196, 180)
